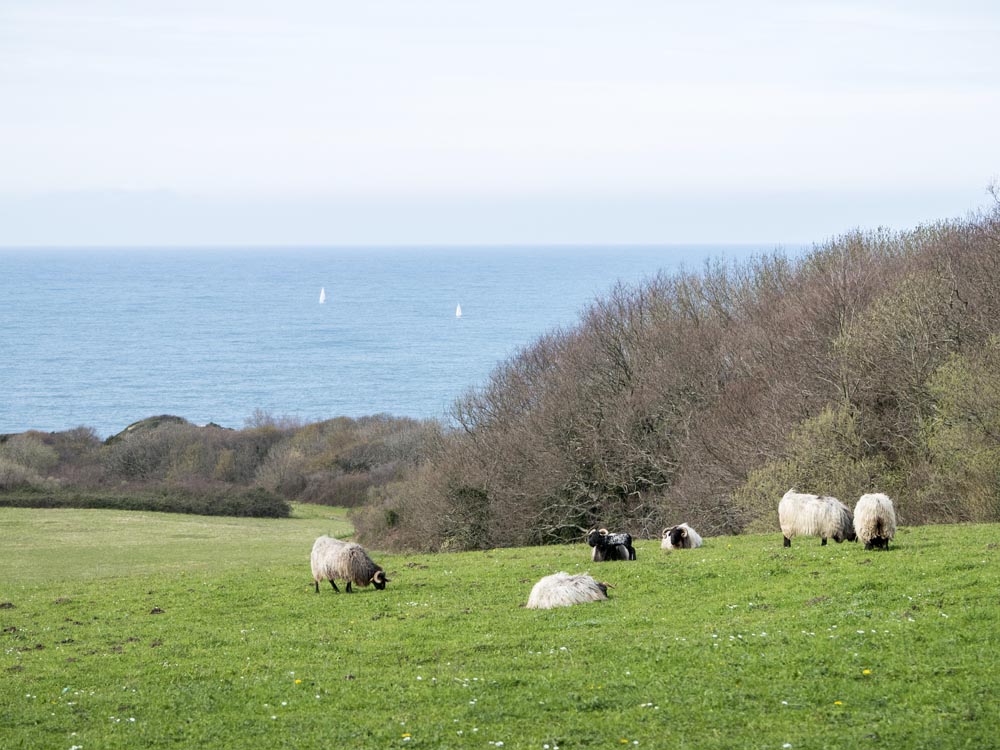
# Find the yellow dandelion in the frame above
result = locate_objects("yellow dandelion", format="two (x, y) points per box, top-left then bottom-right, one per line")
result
(294, 679), (302, 684)
(862, 669), (871, 675)
(402, 734), (411, 738)
(620, 740), (630, 744)
(834, 701), (843, 705)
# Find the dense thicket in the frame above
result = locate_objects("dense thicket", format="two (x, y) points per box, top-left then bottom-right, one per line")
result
(354, 208), (1000, 551)
(0, 412), (440, 518)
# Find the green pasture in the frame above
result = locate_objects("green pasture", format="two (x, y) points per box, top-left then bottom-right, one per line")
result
(1, 506), (997, 749)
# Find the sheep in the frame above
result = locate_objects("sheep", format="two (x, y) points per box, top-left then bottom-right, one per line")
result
(854, 492), (897, 551)
(586, 528), (636, 561)
(778, 489), (856, 547)
(660, 523), (703, 550)
(526, 572), (610, 609)
(310, 535), (389, 593)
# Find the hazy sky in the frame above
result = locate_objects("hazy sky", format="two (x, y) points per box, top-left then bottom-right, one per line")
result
(1, 1), (998, 245)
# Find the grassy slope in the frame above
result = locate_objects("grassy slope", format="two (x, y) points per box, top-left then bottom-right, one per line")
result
(1, 507), (997, 749)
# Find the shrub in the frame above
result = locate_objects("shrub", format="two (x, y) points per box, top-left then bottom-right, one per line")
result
(733, 406), (891, 532)
(0, 433), (59, 474)
(0, 485), (290, 518)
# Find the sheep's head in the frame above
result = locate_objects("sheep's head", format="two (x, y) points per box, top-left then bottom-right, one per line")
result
(667, 526), (688, 548)
(832, 528), (857, 543)
(371, 569), (389, 590)
(586, 529), (604, 547)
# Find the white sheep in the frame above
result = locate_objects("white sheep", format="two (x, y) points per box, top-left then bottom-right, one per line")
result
(660, 523), (703, 550)
(310, 535), (389, 593)
(854, 493), (897, 551)
(526, 572), (610, 610)
(778, 489), (856, 547)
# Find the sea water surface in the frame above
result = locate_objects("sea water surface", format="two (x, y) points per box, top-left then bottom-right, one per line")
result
(1, 246), (781, 437)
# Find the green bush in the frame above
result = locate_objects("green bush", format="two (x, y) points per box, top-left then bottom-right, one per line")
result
(0, 433), (59, 473)
(732, 406), (891, 532)
(0, 485), (290, 518)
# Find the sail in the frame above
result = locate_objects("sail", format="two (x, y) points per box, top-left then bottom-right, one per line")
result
(455, 303), (462, 318)
(319, 287), (326, 304)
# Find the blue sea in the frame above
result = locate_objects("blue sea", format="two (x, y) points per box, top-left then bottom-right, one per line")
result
(1, 246), (780, 437)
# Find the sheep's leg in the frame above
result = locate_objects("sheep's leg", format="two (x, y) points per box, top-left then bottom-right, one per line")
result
(821, 538), (828, 546)
(346, 582), (353, 593)
(628, 546), (637, 561)
(783, 536), (791, 547)
(314, 580), (320, 593)
(329, 580), (341, 593)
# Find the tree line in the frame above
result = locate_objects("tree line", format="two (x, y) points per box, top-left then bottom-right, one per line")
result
(353, 206), (1000, 550)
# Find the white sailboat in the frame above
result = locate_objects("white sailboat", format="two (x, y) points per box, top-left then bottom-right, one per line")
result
(319, 287), (327, 304)
(455, 303), (462, 318)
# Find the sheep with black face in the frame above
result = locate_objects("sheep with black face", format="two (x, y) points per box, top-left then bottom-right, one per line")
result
(310, 535), (389, 593)
(854, 493), (897, 551)
(661, 523), (703, 550)
(778, 489), (856, 547)
(586, 528), (636, 561)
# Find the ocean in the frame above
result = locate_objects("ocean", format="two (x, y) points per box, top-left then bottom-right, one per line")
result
(1, 245), (779, 437)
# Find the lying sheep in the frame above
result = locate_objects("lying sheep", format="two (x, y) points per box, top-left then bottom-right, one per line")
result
(778, 489), (856, 547)
(526, 572), (610, 609)
(661, 523), (703, 550)
(854, 493), (897, 551)
(586, 528), (636, 561)
(310, 535), (389, 593)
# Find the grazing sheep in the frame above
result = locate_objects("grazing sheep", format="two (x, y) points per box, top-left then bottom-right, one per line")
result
(310, 535), (389, 593)
(854, 493), (897, 551)
(661, 523), (703, 550)
(778, 489), (856, 547)
(586, 528), (636, 561)
(526, 572), (610, 609)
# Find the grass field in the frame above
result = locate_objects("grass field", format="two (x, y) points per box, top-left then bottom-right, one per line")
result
(1, 506), (998, 749)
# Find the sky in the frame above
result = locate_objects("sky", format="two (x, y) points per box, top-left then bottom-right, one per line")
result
(1, 0), (998, 246)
